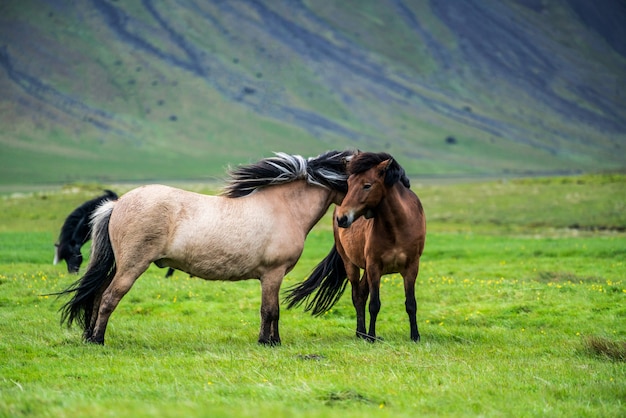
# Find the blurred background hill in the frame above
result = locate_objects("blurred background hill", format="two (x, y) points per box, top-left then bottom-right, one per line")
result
(1, 0), (625, 185)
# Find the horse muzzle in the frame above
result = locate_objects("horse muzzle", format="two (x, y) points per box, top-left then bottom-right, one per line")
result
(67, 265), (80, 274)
(337, 208), (376, 228)
(336, 213), (354, 228)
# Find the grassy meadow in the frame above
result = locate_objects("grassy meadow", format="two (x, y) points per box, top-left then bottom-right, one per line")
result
(0, 175), (625, 417)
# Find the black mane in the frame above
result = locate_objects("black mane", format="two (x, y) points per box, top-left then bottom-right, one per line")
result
(222, 150), (355, 198)
(348, 152), (410, 188)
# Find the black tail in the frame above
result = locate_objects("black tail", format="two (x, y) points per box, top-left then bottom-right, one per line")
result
(284, 245), (348, 316)
(55, 202), (116, 332)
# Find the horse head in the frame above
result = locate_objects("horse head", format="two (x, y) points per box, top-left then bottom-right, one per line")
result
(55, 241), (83, 273)
(336, 152), (409, 228)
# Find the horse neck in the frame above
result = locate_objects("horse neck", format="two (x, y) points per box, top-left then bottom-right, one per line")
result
(277, 181), (336, 233)
(376, 183), (414, 228)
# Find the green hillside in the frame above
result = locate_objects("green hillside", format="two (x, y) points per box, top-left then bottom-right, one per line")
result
(1, 0), (625, 185)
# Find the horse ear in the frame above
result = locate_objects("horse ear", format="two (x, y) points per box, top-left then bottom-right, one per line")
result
(377, 158), (393, 176)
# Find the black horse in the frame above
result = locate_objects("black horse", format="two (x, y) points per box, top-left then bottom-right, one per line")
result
(54, 190), (119, 273)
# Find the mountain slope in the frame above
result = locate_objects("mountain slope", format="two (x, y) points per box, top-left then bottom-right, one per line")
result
(1, 0), (625, 185)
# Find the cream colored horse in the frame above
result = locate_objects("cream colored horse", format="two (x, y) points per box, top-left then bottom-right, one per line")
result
(57, 150), (353, 345)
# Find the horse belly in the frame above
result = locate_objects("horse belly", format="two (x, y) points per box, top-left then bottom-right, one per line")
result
(167, 217), (289, 281)
(187, 262), (258, 282)
(167, 238), (266, 281)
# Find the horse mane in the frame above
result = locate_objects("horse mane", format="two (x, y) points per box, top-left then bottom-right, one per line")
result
(348, 152), (411, 188)
(222, 150), (355, 198)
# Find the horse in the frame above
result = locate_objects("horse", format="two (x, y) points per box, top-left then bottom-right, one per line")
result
(54, 190), (118, 273)
(54, 190), (176, 278)
(54, 150), (354, 346)
(285, 152), (426, 342)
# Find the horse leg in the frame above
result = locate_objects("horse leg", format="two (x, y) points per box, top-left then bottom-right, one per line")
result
(258, 268), (284, 346)
(354, 277), (370, 340)
(366, 266), (382, 342)
(347, 264), (367, 339)
(403, 264), (420, 342)
(87, 264), (148, 344)
(84, 275), (114, 340)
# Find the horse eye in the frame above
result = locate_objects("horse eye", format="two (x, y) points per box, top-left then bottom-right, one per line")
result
(363, 183), (372, 190)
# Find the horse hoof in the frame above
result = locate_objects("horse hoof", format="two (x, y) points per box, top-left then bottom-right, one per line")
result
(85, 335), (104, 345)
(258, 338), (281, 347)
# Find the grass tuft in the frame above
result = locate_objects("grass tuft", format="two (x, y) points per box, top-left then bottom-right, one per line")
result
(322, 390), (382, 406)
(583, 336), (626, 362)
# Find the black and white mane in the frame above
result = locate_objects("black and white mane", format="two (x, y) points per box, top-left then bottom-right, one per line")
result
(222, 150), (355, 198)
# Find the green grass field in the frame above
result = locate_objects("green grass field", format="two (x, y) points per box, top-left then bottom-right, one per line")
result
(0, 175), (624, 417)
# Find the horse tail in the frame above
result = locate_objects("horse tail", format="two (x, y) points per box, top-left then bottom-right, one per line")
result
(57, 201), (117, 331)
(284, 245), (348, 316)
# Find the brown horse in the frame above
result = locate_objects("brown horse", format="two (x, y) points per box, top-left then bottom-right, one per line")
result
(55, 150), (354, 346)
(285, 152), (426, 341)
